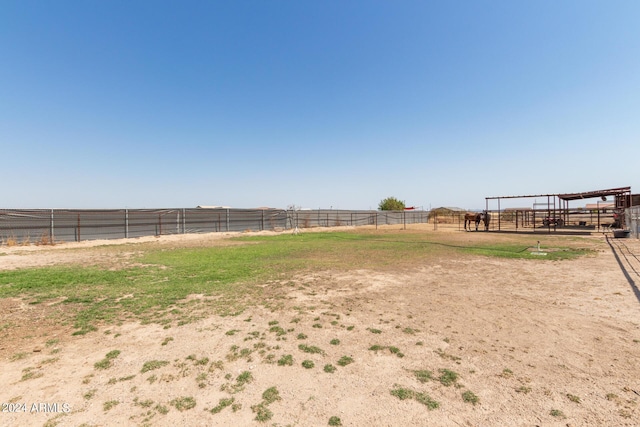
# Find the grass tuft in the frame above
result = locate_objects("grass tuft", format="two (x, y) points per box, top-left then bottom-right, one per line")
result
(210, 397), (234, 414)
(414, 370), (433, 383)
(170, 396), (196, 411)
(262, 387), (282, 405)
(337, 356), (354, 366)
(277, 354), (294, 366)
(462, 390), (479, 405)
(298, 344), (324, 354)
(141, 360), (169, 373)
(438, 369), (458, 386)
(94, 350), (121, 370)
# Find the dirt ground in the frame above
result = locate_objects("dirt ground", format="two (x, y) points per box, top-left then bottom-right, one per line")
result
(1, 225), (639, 427)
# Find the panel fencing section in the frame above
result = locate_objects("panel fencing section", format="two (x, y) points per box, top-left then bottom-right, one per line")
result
(289, 209), (429, 229)
(0, 208), (429, 245)
(627, 206), (640, 238)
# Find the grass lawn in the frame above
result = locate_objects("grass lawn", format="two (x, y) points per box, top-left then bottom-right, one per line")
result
(0, 230), (595, 335)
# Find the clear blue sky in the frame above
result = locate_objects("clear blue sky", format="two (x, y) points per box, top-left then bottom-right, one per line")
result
(2, 1), (639, 210)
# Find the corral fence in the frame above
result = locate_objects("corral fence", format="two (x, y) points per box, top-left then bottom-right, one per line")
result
(627, 206), (640, 238)
(0, 208), (429, 245)
(482, 208), (620, 232)
(429, 208), (628, 234)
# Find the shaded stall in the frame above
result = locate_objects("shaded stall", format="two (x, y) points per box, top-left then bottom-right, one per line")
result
(484, 187), (632, 233)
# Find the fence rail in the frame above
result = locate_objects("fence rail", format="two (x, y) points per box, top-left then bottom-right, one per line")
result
(0, 208), (429, 245)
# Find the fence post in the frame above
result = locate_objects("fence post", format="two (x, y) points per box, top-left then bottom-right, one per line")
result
(125, 209), (129, 238)
(77, 213), (81, 242)
(261, 210), (264, 231)
(50, 209), (54, 243)
(183, 208), (186, 233)
(226, 209), (230, 232)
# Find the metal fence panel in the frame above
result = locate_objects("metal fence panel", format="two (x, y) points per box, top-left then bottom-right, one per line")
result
(627, 206), (640, 238)
(2, 208), (425, 245)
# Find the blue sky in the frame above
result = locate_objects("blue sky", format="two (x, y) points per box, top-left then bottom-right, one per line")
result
(2, 1), (639, 210)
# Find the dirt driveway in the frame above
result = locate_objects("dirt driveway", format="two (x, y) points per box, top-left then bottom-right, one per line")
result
(1, 226), (639, 426)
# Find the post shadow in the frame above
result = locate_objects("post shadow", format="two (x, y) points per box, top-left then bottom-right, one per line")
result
(606, 236), (640, 304)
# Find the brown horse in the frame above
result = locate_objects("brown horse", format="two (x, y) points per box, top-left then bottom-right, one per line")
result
(464, 213), (482, 231)
(482, 211), (491, 231)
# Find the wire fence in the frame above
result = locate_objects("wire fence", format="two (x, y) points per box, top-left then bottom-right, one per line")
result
(0, 208), (430, 245)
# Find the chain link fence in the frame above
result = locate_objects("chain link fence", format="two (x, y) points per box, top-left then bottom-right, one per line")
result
(0, 208), (429, 245)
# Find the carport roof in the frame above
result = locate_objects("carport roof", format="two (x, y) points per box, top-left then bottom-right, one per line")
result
(557, 187), (631, 201)
(486, 186), (631, 201)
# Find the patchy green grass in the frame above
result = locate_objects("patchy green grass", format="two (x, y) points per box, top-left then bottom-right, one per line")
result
(94, 350), (121, 370)
(251, 386), (281, 422)
(298, 344), (325, 355)
(566, 393), (581, 403)
(337, 356), (354, 366)
(236, 371), (253, 386)
(141, 360), (169, 373)
(438, 369), (459, 386)
(252, 404), (273, 422)
(103, 400), (119, 411)
(415, 392), (439, 409)
(414, 370), (433, 383)
(390, 386), (413, 400)
(462, 390), (479, 405)
(0, 231), (592, 335)
(10, 352), (28, 362)
(328, 416), (343, 426)
(368, 344), (404, 358)
(324, 364), (337, 373)
(210, 397), (235, 414)
(277, 354), (294, 366)
(390, 386), (439, 410)
(170, 396), (196, 411)
(500, 368), (514, 378)
(45, 338), (59, 347)
(302, 360), (315, 369)
(435, 348), (461, 362)
(261, 387), (282, 405)
(20, 368), (43, 381)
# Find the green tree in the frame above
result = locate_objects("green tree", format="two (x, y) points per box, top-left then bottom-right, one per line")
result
(378, 197), (405, 211)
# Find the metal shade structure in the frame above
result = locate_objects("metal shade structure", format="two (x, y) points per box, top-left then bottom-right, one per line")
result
(485, 187), (632, 232)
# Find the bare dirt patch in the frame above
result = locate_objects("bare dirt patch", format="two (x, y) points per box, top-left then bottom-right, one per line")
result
(1, 226), (639, 426)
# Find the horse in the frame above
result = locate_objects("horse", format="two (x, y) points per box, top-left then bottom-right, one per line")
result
(482, 211), (491, 231)
(464, 213), (482, 231)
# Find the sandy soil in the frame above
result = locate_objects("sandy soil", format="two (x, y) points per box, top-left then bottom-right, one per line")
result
(1, 226), (639, 426)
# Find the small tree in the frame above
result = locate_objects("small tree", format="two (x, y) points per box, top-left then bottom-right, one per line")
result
(378, 197), (405, 211)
